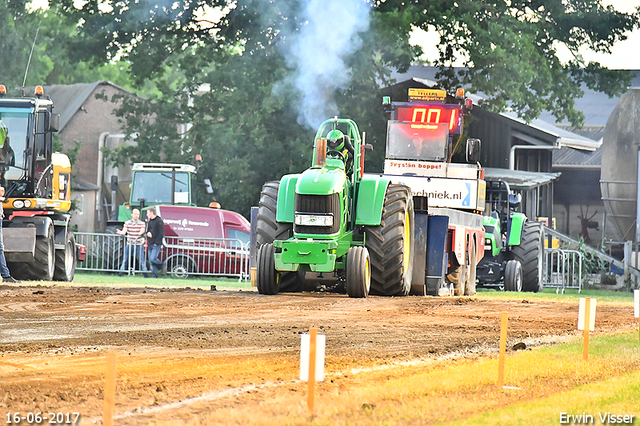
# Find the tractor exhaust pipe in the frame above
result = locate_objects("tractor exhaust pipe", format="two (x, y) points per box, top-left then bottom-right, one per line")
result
(315, 138), (327, 167)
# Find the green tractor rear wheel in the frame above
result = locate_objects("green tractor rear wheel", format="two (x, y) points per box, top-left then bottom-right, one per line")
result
(511, 221), (544, 292)
(256, 181), (306, 292)
(346, 246), (370, 298)
(365, 184), (414, 296)
(256, 181), (294, 244)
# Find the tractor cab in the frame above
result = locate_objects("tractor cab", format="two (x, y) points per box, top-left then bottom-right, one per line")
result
(483, 179), (521, 257)
(111, 163), (198, 224)
(0, 85), (68, 210)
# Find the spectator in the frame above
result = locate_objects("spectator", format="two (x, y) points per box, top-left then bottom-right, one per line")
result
(0, 135), (15, 167)
(0, 120), (14, 188)
(146, 207), (165, 278)
(0, 186), (20, 283)
(117, 208), (149, 278)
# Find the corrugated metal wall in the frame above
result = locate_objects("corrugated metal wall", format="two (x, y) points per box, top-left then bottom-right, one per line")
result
(467, 107), (558, 219)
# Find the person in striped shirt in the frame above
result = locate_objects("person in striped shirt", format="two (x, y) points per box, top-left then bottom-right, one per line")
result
(117, 208), (149, 277)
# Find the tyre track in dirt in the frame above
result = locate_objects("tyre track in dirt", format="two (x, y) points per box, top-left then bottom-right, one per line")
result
(0, 284), (635, 425)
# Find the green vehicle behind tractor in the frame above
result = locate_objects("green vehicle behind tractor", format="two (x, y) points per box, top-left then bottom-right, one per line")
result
(255, 117), (414, 298)
(476, 179), (544, 292)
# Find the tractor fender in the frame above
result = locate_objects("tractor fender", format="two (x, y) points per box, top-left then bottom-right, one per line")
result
(355, 175), (391, 226)
(50, 214), (72, 250)
(507, 212), (527, 246)
(276, 174), (300, 223)
(6, 215), (53, 237)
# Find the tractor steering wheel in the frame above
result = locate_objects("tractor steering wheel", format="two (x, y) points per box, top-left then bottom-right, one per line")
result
(327, 149), (346, 163)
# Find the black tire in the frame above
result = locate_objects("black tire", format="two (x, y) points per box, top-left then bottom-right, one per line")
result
(20, 223), (55, 280)
(54, 231), (76, 282)
(346, 246), (370, 298)
(279, 270), (308, 293)
(504, 259), (523, 292)
(511, 221), (544, 292)
(167, 256), (195, 278)
(256, 243), (279, 295)
(255, 181), (305, 292)
(104, 225), (125, 270)
(256, 181), (294, 245)
(464, 240), (477, 296)
(365, 184), (414, 296)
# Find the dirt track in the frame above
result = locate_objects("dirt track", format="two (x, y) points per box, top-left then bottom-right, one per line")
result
(0, 284), (635, 425)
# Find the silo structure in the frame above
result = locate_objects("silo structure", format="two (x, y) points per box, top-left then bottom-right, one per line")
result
(600, 88), (640, 242)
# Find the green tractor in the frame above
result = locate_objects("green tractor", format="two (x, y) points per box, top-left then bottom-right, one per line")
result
(476, 179), (545, 292)
(255, 117), (414, 298)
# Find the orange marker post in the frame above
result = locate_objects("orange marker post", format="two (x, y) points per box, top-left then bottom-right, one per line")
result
(497, 312), (508, 388)
(307, 327), (318, 413)
(583, 298), (591, 361)
(103, 352), (117, 426)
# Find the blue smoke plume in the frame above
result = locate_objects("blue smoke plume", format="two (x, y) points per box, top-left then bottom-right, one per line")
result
(277, 0), (371, 129)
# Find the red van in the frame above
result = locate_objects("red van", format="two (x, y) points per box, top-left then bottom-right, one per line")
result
(155, 205), (251, 278)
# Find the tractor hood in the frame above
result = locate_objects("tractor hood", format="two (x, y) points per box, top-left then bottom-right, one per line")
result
(296, 166), (346, 195)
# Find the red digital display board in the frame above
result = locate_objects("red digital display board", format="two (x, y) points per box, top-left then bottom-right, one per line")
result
(396, 105), (462, 134)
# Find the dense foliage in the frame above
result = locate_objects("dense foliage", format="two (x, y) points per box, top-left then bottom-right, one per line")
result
(3, 0), (638, 216)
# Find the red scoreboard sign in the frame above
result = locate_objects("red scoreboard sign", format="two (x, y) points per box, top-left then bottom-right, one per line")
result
(396, 105), (463, 134)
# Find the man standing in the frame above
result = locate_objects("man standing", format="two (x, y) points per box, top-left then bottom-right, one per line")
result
(146, 207), (165, 278)
(0, 186), (20, 283)
(117, 208), (149, 277)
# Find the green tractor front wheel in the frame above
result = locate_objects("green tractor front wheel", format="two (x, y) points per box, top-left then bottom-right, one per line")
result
(504, 259), (523, 292)
(256, 243), (279, 295)
(346, 246), (371, 298)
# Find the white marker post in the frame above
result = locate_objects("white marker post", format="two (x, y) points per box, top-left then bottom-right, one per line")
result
(578, 297), (597, 360)
(300, 328), (325, 413)
(634, 289), (639, 341)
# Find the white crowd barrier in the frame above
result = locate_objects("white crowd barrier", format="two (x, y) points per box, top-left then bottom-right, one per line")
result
(75, 232), (250, 281)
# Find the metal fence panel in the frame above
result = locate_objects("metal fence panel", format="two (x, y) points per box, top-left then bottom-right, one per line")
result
(544, 248), (583, 293)
(76, 232), (250, 280)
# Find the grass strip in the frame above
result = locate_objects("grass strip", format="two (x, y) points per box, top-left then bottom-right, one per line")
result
(48, 271), (253, 290)
(197, 331), (640, 425)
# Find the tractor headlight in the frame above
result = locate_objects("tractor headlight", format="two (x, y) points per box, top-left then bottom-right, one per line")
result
(12, 200), (24, 209)
(294, 214), (334, 227)
(23, 200), (32, 208)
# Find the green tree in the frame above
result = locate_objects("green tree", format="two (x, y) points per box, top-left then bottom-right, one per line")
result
(0, 1), (136, 93)
(378, 0), (639, 126)
(50, 0), (639, 215)
(0, 1), (52, 91)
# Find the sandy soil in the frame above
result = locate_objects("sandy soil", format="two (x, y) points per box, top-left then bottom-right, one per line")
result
(0, 284), (635, 425)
